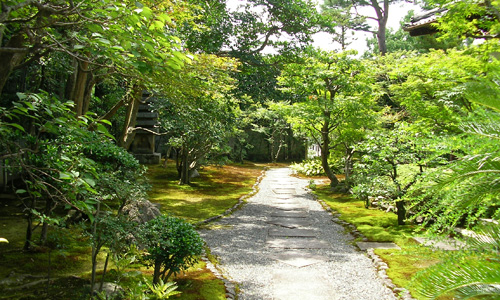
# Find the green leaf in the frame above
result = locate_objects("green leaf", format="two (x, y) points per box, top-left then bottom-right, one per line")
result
(157, 13), (172, 24)
(97, 38), (111, 45)
(59, 172), (73, 180)
(16, 93), (27, 100)
(84, 177), (96, 187)
(150, 20), (164, 30)
(7, 123), (25, 132)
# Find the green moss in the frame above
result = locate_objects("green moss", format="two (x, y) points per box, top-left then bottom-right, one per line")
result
(312, 184), (447, 299)
(147, 162), (263, 223)
(375, 245), (443, 298)
(174, 261), (226, 300)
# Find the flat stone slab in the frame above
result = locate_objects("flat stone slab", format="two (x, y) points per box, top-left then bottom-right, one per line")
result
(270, 250), (326, 267)
(273, 269), (331, 300)
(356, 242), (401, 251)
(273, 188), (296, 195)
(274, 194), (292, 199)
(272, 200), (300, 205)
(271, 210), (308, 218)
(267, 218), (311, 228)
(267, 238), (331, 249)
(273, 204), (305, 211)
(272, 185), (296, 189)
(268, 228), (316, 237)
(412, 237), (465, 251)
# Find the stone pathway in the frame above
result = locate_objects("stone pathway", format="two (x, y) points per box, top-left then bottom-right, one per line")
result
(199, 168), (396, 300)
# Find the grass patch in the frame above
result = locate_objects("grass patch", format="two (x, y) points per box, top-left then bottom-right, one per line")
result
(147, 161), (263, 223)
(313, 184), (446, 299)
(314, 186), (413, 243)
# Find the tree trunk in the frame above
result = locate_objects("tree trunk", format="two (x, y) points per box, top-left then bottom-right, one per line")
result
(82, 74), (96, 115)
(39, 197), (55, 245)
(371, 0), (389, 55)
(320, 118), (339, 187)
(377, 22), (388, 55)
(396, 200), (406, 225)
(153, 260), (162, 284)
(24, 208), (34, 251)
(0, 34), (28, 96)
(68, 59), (90, 116)
(119, 86), (142, 149)
(344, 146), (354, 186)
(179, 147), (190, 185)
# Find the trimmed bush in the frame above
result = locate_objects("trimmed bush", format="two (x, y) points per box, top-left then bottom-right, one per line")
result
(138, 215), (204, 284)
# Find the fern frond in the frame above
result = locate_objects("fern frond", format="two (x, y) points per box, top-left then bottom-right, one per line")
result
(413, 257), (500, 299)
(465, 76), (500, 113)
(460, 109), (500, 140)
(413, 224), (500, 299)
(454, 284), (500, 299)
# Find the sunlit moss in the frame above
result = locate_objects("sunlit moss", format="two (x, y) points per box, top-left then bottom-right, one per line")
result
(146, 162), (263, 223)
(313, 184), (447, 299)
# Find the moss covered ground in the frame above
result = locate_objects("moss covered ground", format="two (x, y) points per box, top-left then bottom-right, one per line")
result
(313, 183), (446, 299)
(146, 161), (263, 223)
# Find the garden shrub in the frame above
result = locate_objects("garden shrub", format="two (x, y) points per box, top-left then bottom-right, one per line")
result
(138, 215), (204, 284)
(291, 158), (342, 176)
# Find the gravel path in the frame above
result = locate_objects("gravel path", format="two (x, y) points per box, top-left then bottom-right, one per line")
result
(199, 167), (397, 300)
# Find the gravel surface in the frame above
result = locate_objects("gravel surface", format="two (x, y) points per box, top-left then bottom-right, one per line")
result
(199, 168), (397, 300)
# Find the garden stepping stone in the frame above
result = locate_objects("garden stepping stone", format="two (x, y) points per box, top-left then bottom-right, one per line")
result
(356, 242), (401, 251)
(273, 204), (305, 210)
(272, 269), (331, 300)
(271, 210), (308, 218)
(272, 199), (300, 205)
(273, 188), (296, 195)
(270, 250), (326, 267)
(412, 237), (464, 251)
(268, 228), (316, 237)
(267, 217), (311, 228)
(267, 237), (331, 249)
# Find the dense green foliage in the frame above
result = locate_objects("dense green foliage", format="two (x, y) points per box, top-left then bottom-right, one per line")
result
(138, 215), (204, 284)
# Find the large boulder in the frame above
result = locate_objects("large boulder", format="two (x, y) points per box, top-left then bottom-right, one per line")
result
(122, 199), (161, 224)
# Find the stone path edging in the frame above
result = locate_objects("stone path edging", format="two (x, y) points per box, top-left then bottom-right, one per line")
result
(196, 168), (268, 299)
(313, 191), (416, 300)
(198, 168), (402, 299)
(195, 168), (268, 227)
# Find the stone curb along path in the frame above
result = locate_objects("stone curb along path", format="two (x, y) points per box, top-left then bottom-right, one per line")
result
(198, 168), (400, 300)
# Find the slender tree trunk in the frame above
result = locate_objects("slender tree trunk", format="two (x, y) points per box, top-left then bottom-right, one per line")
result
(396, 200), (406, 225)
(119, 85), (142, 149)
(179, 147), (190, 185)
(320, 118), (339, 187)
(69, 59), (90, 116)
(344, 146), (354, 186)
(90, 202), (100, 300)
(24, 206), (34, 251)
(371, 0), (389, 55)
(153, 260), (162, 284)
(99, 252), (110, 292)
(82, 75), (96, 115)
